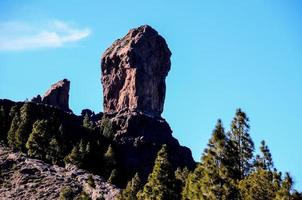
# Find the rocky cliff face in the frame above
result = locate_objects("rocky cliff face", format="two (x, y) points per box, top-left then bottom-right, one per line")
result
(32, 79), (72, 113)
(101, 25), (171, 117)
(0, 146), (119, 200)
(107, 111), (195, 183)
(101, 25), (195, 183)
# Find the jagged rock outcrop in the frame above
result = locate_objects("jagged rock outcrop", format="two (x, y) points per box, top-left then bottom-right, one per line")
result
(100, 25), (195, 183)
(31, 79), (72, 112)
(101, 25), (171, 117)
(107, 111), (195, 183)
(0, 146), (119, 200)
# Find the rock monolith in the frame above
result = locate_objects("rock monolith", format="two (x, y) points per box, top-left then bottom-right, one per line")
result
(101, 25), (171, 117)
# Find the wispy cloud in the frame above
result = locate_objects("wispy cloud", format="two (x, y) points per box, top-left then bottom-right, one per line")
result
(0, 20), (91, 51)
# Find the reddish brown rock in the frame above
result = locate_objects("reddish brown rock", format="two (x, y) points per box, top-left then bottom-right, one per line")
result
(101, 25), (171, 117)
(41, 79), (72, 112)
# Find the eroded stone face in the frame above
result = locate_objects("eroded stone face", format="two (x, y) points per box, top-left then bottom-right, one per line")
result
(101, 25), (171, 117)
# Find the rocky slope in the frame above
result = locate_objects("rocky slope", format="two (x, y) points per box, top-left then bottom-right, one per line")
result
(0, 145), (120, 200)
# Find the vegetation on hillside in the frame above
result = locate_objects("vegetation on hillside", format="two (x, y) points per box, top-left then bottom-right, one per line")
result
(0, 101), (120, 185)
(0, 100), (301, 199)
(120, 109), (302, 200)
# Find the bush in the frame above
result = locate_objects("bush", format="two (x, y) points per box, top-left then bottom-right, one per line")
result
(87, 175), (96, 188)
(75, 191), (91, 200)
(100, 118), (114, 139)
(59, 186), (74, 200)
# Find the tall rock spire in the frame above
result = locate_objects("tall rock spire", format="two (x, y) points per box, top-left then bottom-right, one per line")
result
(101, 25), (171, 117)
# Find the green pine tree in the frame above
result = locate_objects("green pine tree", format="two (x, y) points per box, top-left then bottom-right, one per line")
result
(64, 140), (92, 168)
(201, 119), (236, 199)
(83, 113), (94, 130)
(238, 169), (275, 200)
(26, 120), (52, 159)
(271, 169), (282, 195)
(46, 137), (63, 164)
(117, 173), (143, 200)
(58, 124), (68, 153)
(254, 140), (274, 171)
(15, 103), (34, 151)
(137, 144), (180, 200)
(175, 167), (189, 190)
(275, 172), (293, 200)
(100, 118), (114, 139)
(291, 190), (302, 200)
(7, 111), (20, 148)
(64, 144), (82, 166)
(103, 144), (117, 178)
(0, 106), (9, 141)
(87, 175), (96, 188)
(182, 164), (205, 200)
(108, 168), (118, 184)
(59, 186), (75, 200)
(227, 109), (254, 180)
(183, 120), (237, 200)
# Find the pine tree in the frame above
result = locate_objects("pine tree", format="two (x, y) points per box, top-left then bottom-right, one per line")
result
(227, 109), (254, 180)
(26, 120), (52, 159)
(238, 169), (275, 200)
(108, 169), (118, 184)
(58, 124), (68, 153)
(254, 140), (273, 172)
(15, 103), (34, 151)
(291, 190), (302, 200)
(272, 169), (282, 194)
(64, 144), (82, 166)
(275, 172), (293, 200)
(200, 119), (235, 199)
(182, 164), (205, 200)
(83, 113), (94, 130)
(46, 137), (63, 164)
(64, 140), (90, 168)
(100, 118), (114, 139)
(0, 106), (5, 140)
(87, 175), (96, 188)
(182, 120), (237, 200)
(0, 106), (9, 141)
(175, 167), (189, 190)
(137, 144), (180, 200)
(81, 141), (92, 168)
(7, 111), (20, 148)
(59, 186), (75, 200)
(103, 144), (117, 178)
(117, 173), (143, 200)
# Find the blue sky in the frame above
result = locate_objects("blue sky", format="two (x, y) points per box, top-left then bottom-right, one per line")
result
(0, 0), (302, 190)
